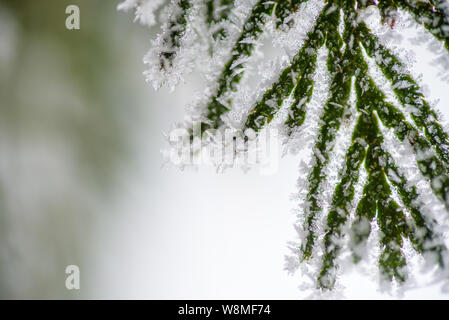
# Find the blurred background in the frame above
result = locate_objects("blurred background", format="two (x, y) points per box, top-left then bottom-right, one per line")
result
(0, 0), (448, 299)
(0, 0), (302, 299)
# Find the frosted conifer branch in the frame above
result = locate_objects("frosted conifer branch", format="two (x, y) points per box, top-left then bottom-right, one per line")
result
(200, 0), (310, 132)
(143, 0), (193, 90)
(121, 0), (449, 293)
(205, 0), (234, 39)
(245, 4), (329, 133)
(118, 0), (165, 27)
(398, 0), (449, 52)
(382, 151), (449, 269)
(300, 6), (354, 262)
(317, 113), (367, 289)
(359, 23), (449, 173)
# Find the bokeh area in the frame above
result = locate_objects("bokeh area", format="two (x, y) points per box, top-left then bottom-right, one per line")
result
(0, 0), (161, 298)
(1, 1), (448, 299)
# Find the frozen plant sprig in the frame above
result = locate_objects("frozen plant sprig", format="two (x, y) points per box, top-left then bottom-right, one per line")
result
(121, 0), (449, 291)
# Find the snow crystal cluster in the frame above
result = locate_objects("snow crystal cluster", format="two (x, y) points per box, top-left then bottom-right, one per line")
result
(118, 0), (164, 27)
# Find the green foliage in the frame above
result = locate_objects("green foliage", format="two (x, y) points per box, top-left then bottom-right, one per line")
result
(157, 0), (449, 290)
